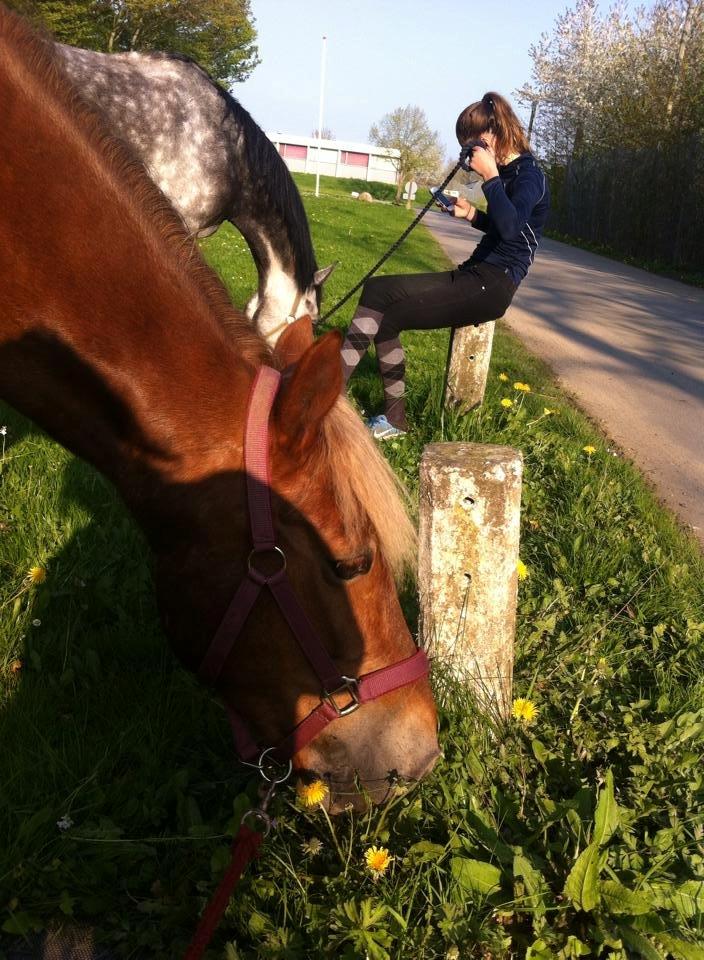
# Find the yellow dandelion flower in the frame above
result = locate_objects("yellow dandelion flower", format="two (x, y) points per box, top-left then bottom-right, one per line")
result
(501, 398), (513, 408)
(498, 373), (509, 382)
(512, 698), (538, 724)
(543, 408), (554, 416)
(513, 382), (531, 392)
(27, 565), (46, 584)
(583, 445), (597, 455)
(364, 845), (393, 876)
(296, 779), (329, 808)
(516, 559), (529, 581)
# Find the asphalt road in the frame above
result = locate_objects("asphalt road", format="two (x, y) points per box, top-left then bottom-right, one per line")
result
(423, 210), (704, 548)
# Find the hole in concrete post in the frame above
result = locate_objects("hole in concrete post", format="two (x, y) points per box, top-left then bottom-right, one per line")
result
(463, 496), (475, 506)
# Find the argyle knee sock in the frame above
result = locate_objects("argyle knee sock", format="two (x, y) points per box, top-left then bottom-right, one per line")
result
(376, 335), (408, 430)
(340, 305), (384, 384)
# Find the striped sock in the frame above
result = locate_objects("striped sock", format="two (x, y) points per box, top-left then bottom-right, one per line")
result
(376, 335), (407, 430)
(340, 305), (383, 384)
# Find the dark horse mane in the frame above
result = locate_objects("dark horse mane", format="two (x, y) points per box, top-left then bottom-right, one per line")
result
(131, 49), (318, 293)
(11, 16), (270, 367)
(218, 85), (319, 293)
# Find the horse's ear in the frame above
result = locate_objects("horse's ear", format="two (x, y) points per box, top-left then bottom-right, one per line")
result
(275, 330), (343, 451)
(313, 262), (337, 286)
(273, 315), (314, 368)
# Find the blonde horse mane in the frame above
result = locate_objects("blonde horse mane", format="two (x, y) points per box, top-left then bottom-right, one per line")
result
(321, 397), (417, 583)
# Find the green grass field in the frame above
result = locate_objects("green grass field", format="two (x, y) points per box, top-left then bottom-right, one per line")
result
(1, 173), (703, 958)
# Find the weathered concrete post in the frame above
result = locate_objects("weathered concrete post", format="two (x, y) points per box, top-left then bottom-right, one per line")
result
(418, 443), (522, 716)
(444, 322), (495, 411)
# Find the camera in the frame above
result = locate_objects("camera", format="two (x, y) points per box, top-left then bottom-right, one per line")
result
(459, 139), (488, 170)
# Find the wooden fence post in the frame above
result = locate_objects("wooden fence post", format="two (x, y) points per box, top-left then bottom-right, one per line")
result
(444, 322), (495, 411)
(418, 442), (522, 716)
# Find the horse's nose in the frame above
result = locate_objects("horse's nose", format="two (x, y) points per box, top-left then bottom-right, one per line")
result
(323, 746), (441, 813)
(295, 684), (440, 812)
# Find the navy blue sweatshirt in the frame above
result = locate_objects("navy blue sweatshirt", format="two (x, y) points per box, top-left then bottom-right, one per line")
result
(462, 152), (550, 286)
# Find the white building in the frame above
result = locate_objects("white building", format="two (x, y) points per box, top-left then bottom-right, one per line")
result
(267, 133), (400, 185)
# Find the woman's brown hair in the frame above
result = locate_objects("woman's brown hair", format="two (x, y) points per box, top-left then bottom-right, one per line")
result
(456, 92), (530, 161)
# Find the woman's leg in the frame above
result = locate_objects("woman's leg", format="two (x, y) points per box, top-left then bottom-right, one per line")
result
(373, 265), (516, 428)
(340, 272), (455, 385)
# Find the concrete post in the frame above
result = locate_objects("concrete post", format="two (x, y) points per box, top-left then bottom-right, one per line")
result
(444, 321), (495, 411)
(418, 442), (522, 716)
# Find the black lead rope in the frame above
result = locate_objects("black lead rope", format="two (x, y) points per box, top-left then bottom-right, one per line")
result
(320, 145), (475, 323)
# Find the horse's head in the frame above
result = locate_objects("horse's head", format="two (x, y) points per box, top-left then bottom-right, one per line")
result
(157, 318), (438, 812)
(266, 319), (439, 809)
(246, 263), (337, 347)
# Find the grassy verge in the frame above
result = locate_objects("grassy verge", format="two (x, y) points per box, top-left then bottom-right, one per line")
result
(292, 172), (398, 203)
(1, 173), (703, 958)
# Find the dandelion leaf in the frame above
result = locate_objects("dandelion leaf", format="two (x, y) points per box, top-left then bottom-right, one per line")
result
(668, 880), (704, 920)
(513, 851), (549, 918)
(653, 933), (704, 960)
(617, 924), (666, 960)
(563, 843), (600, 912)
(601, 880), (653, 915)
(593, 770), (619, 846)
(451, 856), (502, 896)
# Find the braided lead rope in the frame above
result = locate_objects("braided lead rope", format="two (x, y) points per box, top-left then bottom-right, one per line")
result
(320, 158), (465, 323)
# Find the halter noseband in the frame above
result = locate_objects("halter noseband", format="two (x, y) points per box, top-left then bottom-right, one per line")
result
(197, 366), (429, 766)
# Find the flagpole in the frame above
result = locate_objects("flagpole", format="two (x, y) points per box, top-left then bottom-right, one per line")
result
(315, 35), (327, 199)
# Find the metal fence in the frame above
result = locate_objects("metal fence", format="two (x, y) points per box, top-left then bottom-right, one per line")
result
(545, 136), (704, 271)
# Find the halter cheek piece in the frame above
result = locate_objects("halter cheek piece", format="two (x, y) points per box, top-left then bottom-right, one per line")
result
(265, 291), (305, 341)
(197, 366), (429, 766)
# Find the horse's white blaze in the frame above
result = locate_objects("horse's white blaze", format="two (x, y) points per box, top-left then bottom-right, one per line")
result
(253, 240), (310, 346)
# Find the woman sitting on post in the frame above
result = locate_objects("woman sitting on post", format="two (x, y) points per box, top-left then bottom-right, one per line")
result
(340, 91), (550, 439)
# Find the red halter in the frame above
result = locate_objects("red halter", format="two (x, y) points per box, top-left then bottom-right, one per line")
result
(197, 365), (429, 765)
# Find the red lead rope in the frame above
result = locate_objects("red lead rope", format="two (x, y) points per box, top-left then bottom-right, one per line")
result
(183, 824), (264, 960)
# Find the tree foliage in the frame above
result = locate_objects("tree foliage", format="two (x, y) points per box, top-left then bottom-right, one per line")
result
(8, 0), (260, 85)
(520, 0), (704, 162)
(369, 105), (445, 200)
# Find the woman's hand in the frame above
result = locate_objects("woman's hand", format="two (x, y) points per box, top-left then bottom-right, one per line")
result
(469, 142), (499, 181)
(451, 197), (476, 220)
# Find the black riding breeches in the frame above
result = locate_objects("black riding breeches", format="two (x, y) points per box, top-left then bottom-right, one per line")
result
(359, 261), (516, 335)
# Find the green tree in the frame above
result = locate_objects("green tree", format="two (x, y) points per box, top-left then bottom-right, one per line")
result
(369, 105), (445, 204)
(523, 0), (704, 161)
(8, 0), (260, 85)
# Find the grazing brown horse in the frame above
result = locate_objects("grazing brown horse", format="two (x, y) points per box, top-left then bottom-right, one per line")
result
(0, 7), (439, 811)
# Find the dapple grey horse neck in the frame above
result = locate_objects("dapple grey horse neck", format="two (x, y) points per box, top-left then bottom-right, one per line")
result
(56, 44), (334, 345)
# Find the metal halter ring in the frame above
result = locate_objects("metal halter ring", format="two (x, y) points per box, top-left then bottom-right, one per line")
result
(247, 545), (286, 577)
(256, 747), (293, 785)
(241, 807), (273, 837)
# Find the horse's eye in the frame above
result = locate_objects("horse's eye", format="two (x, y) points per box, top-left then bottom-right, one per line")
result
(330, 551), (373, 581)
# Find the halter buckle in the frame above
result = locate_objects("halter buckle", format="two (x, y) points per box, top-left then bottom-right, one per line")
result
(323, 676), (360, 717)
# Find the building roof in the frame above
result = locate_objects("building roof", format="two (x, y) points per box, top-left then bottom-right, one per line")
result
(265, 132), (400, 158)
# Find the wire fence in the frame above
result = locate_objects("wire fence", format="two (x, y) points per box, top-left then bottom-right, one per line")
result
(545, 135), (704, 271)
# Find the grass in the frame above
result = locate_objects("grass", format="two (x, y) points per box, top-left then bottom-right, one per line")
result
(1, 172), (704, 958)
(292, 172), (399, 203)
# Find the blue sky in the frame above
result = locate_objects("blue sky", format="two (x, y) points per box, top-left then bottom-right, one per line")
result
(237, 0), (568, 159)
